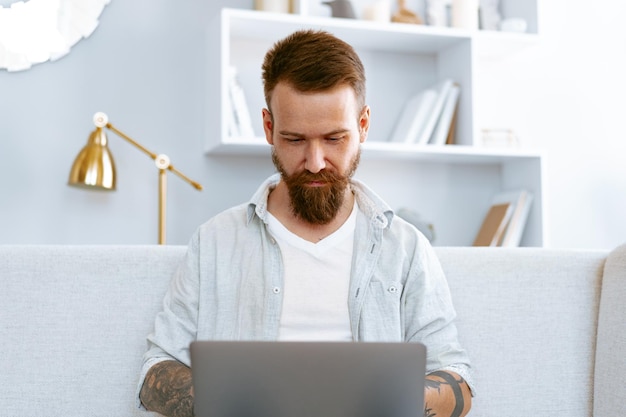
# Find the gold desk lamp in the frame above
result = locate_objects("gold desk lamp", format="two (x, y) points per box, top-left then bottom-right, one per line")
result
(68, 112), (203, 244)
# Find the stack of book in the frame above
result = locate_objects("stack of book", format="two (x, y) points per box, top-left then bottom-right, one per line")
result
(473, 190), (534, 247)
(227, 66), (255, 139)
(388, 78), (460, 146)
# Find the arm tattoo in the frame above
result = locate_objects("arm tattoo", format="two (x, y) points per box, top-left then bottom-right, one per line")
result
(424, 371), (466, 417)
(139, 360), (194, 417)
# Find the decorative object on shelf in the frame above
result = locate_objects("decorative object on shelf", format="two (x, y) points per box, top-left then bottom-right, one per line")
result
(396, 208), (436, 242)
(362, 0), (391, 22)
(451, 0), (479, 30)
(425, 0), (449, 26)
(500, 18), (528, 33)
(479, 0), (501, 30)
(322, 0), (356, 19)
(0, 0), (110, 72)
(254, 0), (291, 13)
(391, 0), (423, 24)
(68, 112), (203, 245)
(481, 128), (521, 148)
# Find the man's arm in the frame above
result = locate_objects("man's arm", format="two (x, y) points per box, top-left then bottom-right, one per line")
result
(139, 360), (195, 417)
(424, 370), (472, 417)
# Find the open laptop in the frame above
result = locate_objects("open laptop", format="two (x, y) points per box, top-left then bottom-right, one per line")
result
(190, 341), (426, 417)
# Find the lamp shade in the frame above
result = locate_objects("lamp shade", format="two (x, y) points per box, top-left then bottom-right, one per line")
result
(68, 127), (117, 190)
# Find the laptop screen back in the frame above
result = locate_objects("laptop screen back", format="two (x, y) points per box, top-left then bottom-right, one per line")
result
(190, 341), (426, 417)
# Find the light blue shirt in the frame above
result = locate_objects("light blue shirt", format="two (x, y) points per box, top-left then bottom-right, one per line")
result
(138, 174), (474, 405)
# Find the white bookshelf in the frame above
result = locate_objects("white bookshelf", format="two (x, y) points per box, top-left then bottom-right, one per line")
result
(205, 1), (544, 246)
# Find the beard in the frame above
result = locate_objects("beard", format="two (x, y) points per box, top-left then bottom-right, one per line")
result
(272, 148), (361, 225)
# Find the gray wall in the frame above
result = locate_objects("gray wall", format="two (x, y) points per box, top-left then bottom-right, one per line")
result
(0, 0), (274, 245)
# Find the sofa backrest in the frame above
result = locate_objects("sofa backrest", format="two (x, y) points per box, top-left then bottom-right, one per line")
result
(0, 245), (613, 417)
(437, 247), (607, 417)
(0, 245), (187, 417)
(594, 243), (626, 416)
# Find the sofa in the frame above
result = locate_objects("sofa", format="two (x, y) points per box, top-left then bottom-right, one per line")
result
(1, 244), (624, 417)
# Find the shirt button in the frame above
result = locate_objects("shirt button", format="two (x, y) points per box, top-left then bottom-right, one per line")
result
(388, 286), (397, 293)
(272, 287), (281, 294)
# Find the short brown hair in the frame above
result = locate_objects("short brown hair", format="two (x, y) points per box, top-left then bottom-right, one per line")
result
(261, 29), (366, 110)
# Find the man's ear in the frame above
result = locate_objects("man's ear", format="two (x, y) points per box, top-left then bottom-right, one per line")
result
(262, 108), (274, 145)
(359, 105), (371, 143)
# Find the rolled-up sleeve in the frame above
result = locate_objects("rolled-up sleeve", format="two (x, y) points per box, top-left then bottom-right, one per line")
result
(136, 231), (202, 409)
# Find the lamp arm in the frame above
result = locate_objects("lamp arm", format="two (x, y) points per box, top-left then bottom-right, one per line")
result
(106, 122), (158, 161)
(167, 165), (204, 191)
(100, 118), (202, 191)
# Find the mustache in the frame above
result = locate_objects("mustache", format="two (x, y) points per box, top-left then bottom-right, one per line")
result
(287, 169), (345, 186)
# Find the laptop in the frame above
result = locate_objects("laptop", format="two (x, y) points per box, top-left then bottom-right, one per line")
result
(190, 341), (426, 417)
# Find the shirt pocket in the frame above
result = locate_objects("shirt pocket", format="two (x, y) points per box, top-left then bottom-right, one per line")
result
(358, 281), (404, 341)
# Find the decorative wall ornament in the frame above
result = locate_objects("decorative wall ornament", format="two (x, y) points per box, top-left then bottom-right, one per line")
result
(0, 0), (111, 72)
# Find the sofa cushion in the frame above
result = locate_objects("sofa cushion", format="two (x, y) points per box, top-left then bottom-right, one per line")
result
(436, 247), (606, 417)
(594, 243), (626, 416)
(0, 245), (186, 417)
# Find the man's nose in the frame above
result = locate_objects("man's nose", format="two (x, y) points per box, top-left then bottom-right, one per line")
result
(304, 142), (326, 173)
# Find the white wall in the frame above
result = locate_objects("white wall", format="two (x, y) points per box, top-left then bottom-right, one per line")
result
(476, 0), (626, 249)
(0, 0), (624, 249)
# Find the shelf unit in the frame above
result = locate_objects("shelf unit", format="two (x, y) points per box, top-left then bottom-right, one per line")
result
(205, 1), (544, 247)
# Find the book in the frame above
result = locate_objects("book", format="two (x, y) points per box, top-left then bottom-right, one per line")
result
(445, 105), (458, 145)
(388, 88), (438, 143)
(492, 190), (534, 247)
(473, 202), (514, 246)
(428, 83), (460, 145)
(227, 66), (255, 139)
(413, 78), (454, 145)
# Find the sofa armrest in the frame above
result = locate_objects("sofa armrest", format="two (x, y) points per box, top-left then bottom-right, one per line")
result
(594, 243), (626, 416)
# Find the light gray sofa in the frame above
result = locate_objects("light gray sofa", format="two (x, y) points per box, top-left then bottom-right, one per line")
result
(1, 244), (624, 417)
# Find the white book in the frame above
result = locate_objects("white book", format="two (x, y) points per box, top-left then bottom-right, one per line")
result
(413, 79), (454, 145)
(226, 94), (240, 138)
(492, 190), (534, 247)
(388, 88), (438, 143)
(428, 83), (460, 145)
(228, 66), (255, 139)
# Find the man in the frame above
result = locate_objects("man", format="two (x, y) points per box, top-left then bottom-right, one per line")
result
(138, 29), (473, 417)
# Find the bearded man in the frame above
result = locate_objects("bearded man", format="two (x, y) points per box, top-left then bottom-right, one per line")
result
(137, 29), (474, 417)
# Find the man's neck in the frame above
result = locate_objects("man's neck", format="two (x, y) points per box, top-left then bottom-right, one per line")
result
(267, 181), (355, 243)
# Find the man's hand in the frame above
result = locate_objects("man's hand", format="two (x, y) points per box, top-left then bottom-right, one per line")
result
(139, 360), (194, 417)
(424, 370), (472, 417)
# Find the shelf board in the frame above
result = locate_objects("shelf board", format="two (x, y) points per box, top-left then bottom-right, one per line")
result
(225, 8), (470, 54)
(363, 141), (542, 163)
(205, 138), (542, 164)
(225, 8), (539, 56)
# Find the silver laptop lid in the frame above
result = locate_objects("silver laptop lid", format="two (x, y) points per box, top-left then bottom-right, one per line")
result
(190, 341), (426, 417)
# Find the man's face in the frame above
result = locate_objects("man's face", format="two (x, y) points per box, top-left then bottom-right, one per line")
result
(262, 82), (370, 225)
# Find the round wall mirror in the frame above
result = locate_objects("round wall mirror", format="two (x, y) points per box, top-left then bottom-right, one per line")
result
(0, 0), (111, 72)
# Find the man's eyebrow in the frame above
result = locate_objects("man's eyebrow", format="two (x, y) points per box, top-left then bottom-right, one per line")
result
(278, 128), (350, 137)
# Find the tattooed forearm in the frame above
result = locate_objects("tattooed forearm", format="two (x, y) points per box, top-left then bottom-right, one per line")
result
(424, 370), (470, 417)
(139, 360), (194, 417)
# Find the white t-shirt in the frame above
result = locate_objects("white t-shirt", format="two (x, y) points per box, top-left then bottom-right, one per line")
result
(267, 202), (357, 341)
